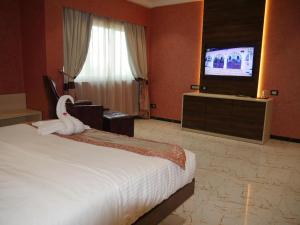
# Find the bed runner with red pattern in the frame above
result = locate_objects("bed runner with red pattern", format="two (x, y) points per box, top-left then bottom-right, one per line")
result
(58, 129), (186, 169)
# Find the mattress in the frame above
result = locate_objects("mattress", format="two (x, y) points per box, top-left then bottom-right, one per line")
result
(0, 124), (196, 225)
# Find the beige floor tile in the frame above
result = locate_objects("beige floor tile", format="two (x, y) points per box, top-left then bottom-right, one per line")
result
(134, 119), (300, 225)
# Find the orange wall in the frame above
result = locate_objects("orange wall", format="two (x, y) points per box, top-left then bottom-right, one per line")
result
(0, 0), (24, 94)
(260, 0), (300, 139)
(9, 0), (300, 139)
(149, 2), (203, 120)
(17, 0), (149, 118)
(20, 0), (48, 116)
(44, 0), (150, 96)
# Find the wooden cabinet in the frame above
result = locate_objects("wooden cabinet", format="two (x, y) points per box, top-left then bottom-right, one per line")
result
(182, 96), (206, 130)
(103, 111), (134, 137)
(181, 93), (272, 144)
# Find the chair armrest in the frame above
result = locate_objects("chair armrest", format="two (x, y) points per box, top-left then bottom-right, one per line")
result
(67, 105), (103, 130)
(74, 100), (93, 105)
(66, 100), (93, 106)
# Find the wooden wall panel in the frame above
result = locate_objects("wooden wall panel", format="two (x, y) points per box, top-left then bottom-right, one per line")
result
(200, 0), (266, 97)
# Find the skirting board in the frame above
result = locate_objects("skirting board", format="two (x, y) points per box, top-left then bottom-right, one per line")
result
(150, 116), (181, 124)
(271, 135), (300, 144)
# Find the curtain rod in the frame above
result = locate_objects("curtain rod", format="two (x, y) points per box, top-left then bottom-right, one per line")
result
(63, 6), (147, 28)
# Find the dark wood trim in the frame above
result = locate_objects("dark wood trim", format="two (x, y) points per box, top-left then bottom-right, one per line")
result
(133, 179), (195, 225)
(271, 135), (300, 144)
(200, 0), (266, 97)
(150, 116), (181, 124)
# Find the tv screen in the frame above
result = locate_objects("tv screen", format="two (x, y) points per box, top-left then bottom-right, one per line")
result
(204, 47), (255, 77)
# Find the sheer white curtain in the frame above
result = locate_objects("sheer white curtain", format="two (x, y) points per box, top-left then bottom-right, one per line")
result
(75, 17), (138, 115)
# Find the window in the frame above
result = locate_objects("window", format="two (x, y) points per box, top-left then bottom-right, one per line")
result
(76, 17), (133, 83)
(75, 17), (138, 115)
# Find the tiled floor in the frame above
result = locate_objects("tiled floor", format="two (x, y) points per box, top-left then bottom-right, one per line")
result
(134, 119), (300, 225)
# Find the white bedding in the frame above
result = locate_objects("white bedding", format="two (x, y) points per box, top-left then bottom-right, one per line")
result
(0, 124), (196, 225)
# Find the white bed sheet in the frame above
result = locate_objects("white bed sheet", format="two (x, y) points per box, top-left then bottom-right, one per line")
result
(0, 124), (195, 225)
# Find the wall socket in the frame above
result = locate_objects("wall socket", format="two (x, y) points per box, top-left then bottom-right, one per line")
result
(270, 90), (279, 96)
(150, 103), (157, 109)
(190, 85), (200, 90)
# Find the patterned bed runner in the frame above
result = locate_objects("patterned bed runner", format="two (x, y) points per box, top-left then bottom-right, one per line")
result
(58, 129), (186, 169)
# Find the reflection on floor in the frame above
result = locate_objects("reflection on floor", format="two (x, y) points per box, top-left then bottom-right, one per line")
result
(134, 119), (300, 225)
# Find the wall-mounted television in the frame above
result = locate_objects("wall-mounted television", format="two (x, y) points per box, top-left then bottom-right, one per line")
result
(204, 47), (255, 77)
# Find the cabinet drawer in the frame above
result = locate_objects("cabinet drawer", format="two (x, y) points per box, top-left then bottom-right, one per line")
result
(232, 101), (265, 123)
(205, 98), (233, 135)
(182, 96), (206, 129)
(183, 96), (206, 112)
(230, 122), (263, 140)
(231, 100), (265, 140)
(205, 98), (233, 115)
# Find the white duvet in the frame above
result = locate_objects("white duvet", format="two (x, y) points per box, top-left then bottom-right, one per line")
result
(0, 124), (196, 225)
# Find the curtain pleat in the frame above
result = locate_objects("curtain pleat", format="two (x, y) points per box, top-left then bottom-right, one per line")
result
(124, 23), (150, 118)
(63, 8), (93, 96)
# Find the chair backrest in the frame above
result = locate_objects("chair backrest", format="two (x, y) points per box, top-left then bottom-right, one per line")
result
(43, 75), (60, 118)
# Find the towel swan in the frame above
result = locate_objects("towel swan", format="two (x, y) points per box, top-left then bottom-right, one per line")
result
(56, 95), (88, 135)
(32, 95), (90, 135)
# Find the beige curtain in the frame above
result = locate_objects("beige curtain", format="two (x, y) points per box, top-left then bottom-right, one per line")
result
(63, 8), (93, 96)
(124, 23), (150, 118)
(75, 17), (138, 115)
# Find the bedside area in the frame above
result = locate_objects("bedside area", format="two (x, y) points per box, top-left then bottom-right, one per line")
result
(0, 93), (42, 127)
(181, 92), (273, 144)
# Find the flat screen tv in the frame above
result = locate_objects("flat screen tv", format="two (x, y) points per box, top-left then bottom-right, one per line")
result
(204, 47), (255, 77)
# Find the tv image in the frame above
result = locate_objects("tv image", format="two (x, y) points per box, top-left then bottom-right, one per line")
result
(204, 47), (255, 77)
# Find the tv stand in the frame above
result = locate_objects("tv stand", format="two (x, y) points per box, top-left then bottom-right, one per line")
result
(181, 93), (273, 144)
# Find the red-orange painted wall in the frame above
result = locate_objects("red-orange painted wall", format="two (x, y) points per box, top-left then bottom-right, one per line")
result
(0, 0), (24, 94)
(20, 0), (48, 117)
(5, 0), (299, 139)
(17, 0), (149, 118)
(149, 2), (203, 120)
(44, 0), (150, 96)
(261, 0), (300, 139)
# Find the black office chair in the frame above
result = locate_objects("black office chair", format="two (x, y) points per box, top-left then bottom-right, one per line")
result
(43, 75), (104, 129)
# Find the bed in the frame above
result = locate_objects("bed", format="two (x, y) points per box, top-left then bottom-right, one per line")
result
(0, 124), (196, 225)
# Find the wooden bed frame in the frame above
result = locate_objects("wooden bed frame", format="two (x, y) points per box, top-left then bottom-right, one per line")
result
(133, 179), (195, 225)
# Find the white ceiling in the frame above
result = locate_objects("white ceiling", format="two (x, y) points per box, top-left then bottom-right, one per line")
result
(127, 0), (201, 8)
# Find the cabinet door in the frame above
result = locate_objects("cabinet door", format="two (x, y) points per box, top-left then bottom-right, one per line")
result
(182, 96), (206, 130)
(205, 98), (233, 135)
(231, 101), (265, 140)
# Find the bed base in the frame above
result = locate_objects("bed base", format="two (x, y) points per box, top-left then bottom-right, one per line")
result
(133, 179), (195, 225)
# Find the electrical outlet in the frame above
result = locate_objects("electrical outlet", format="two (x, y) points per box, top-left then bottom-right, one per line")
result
(190, 85), (200, 90)
(270, 90), (279, 96)
(150, 103), (157, 109)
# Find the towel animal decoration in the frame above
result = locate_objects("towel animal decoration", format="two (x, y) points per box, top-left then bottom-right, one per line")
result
(32, 95), (90, 135)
